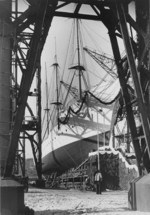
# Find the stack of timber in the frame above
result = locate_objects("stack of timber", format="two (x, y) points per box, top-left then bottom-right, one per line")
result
(60, 159), (88, 190)
(45, 159), (89, 190)
(89, 146), (138, 190)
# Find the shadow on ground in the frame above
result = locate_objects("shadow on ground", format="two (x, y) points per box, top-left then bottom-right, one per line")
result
(35, 207), (130, 215)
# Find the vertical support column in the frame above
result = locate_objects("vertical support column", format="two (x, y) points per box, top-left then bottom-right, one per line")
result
(112, 128), (115, 148)
(108, 29), (142, 175)
(4, 0), (49, 177)
(147, 1), (150, 119)
(126, 120), (130, 153)
(116, 0), (150, 160)
(0, 0), (12, 176)
(36, 63), (42, 180)
(20, 132), (26, 177)
(23, 133), (26, 177)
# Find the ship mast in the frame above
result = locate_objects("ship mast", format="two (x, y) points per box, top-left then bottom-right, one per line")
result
(51, 41), (62, 129)
(62, 19), (89, 108)
(76, 19), (82, 101)
(44, 63), (50, 135)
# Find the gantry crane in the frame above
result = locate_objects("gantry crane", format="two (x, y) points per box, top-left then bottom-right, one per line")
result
(2, 0), (58, 183)
(0, 0), (150, 213)
(0, 0), (150, 189)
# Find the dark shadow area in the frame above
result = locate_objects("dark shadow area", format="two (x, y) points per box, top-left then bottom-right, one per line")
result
(35, 210), (71, 215)
(27, 190), (48, 194)
(97, 207), (130, 213)
(35, 207), (131, 215)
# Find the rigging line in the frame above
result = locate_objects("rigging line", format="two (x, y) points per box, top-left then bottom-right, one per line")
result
(79, 20), (90, 90)
(76, 19), (81, 67)
(104, 93), (116, 103)
(82, 51), (109, 84)
(71, 19), (76, 67)
(67, 118), (80, 136)
(96, 83), (112, 98)
(42, 94), (57, 140)
(69, 92), (87, 114)
(50, 108), (58, 128)
(62, 147), (78, 166)
(81, 21), (105, 53)
(42, 106), (56, 141)
(93, 78), (112, 91)
(49, 49), (61, 104)
(86, 68), (104, 80)
(95, 87), (113, 102)
(103, 81), (116, 95)
(42, 108), (53, 141)
(90, 74), (110, 95)
(94, 106), (111, 124)
(61, 20), (75, 82)
(76, 18), (82, 100)
(48, 69), (58, 107)
(79, 22), (90, 88)
(42, 110), (46, 127)
(59, 92), (87, 125)
(82, 20), (110, 46)
(104, 86), (120, 101)
(81, 21), (102, 50)
(47, 73), (54, 106)
(45, 62), (50, 134)
(62, 71), (76, 109)
(82, 72), (89, 92)
(54, 37), (57, 63)
(65, 20), (78, 77)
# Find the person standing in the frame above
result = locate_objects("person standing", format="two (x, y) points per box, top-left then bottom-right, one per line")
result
(94, 170), (102, 194)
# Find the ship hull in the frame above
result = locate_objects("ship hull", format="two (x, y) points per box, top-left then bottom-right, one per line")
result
(42, 131), (110, 175)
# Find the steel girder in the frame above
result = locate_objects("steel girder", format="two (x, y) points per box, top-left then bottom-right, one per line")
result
(116, 0), (150, 171)
(4, 0), (150, 177)
(4, 0), (58, 177)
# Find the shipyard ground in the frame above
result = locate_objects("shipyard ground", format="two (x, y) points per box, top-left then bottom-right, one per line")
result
(25, 187), (149, 215)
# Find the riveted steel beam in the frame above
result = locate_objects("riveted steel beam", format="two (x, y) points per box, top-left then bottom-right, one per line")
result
(108, 29), (142, 175)
(116, 0), (150, 160)
(4, 0), (55, 177)
(54, 11), (101, 20)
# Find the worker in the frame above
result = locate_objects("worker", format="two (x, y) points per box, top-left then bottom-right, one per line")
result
(85, 176), (90, 190)
(94, 170), (102, 194)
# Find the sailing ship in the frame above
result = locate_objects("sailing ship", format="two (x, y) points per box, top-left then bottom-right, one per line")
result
(42, 19), (120, 175)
